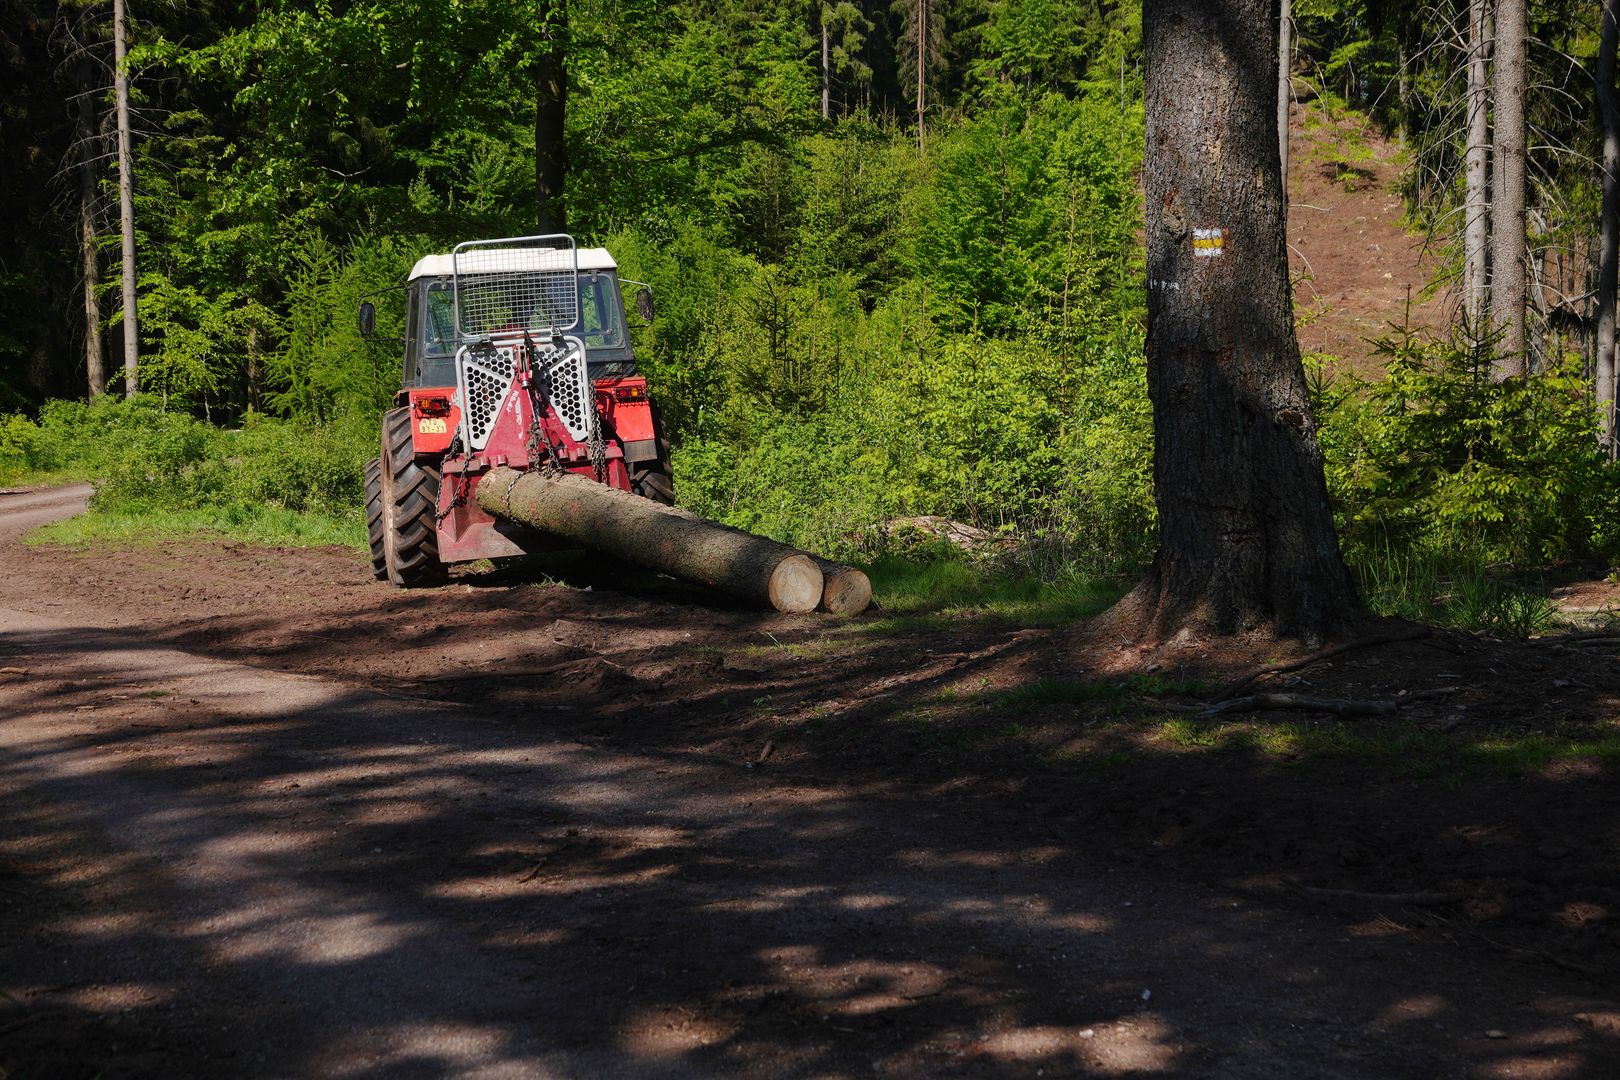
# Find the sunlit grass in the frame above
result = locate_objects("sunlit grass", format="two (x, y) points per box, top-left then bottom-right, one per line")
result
(862, 554), (1125, 629)
(1147, 713), (1620, 778)
(29, 504), (365, 550)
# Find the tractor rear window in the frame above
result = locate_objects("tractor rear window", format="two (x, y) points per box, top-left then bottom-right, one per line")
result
(422, 273), (624, 353)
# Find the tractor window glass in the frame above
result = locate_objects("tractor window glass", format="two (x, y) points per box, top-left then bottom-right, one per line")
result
(572, 275), (624, 350)
(424, 282), (456, 354)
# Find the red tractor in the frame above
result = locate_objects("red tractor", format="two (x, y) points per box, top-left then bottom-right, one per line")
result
(361, 236), (674, 587)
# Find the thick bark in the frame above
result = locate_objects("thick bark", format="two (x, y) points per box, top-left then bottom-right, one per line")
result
(1464, 0), (1491, 328)
(113, 0), (138, 396)
(1491, 0), (1528, 375)
(1277, 0), (1291, 188)
(1113, 0), (1361, 644)
(75, 58), (104, 399)
(478, 468), (828, 614)
(1597, 0), (1619, 454)
(534, 4), (567, 233)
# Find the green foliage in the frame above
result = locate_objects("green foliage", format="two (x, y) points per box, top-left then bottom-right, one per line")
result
(1314, 327), (1620, 566)
(2, 396), (371, 540)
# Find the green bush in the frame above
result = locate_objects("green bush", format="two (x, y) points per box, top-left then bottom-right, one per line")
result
(1315, 327), (1620, 567)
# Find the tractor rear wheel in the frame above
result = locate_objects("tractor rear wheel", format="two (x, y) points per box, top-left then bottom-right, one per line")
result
(629, 434), (675, 506)
(363, 456), (387, 581)
(630, 459), (675, 505)
(380, 407), (447, 587)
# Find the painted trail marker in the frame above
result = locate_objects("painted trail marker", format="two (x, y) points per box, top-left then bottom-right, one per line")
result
(1192, 227), (1225, 257)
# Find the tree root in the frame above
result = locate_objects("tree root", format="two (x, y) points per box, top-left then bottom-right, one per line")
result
(1213, 626), (1432, 701)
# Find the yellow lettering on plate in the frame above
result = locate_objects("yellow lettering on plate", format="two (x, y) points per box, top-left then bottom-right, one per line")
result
(418, 417), (447, 434)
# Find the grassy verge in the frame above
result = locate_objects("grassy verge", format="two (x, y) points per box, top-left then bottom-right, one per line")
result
(28, 504), (364, 550)
(863, 554), (1127, 629)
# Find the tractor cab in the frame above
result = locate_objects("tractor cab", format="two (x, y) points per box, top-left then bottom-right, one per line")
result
(399, 246), (641, 390)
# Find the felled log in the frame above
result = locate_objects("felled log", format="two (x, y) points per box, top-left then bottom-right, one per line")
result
(478, 467), (823, 613)
(812, 557), (872, 616)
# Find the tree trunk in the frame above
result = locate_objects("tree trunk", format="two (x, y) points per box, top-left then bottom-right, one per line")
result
(1277, 0), (1292, 189)
(76, 57), (104, 400)
(477, 468), (829, 613)
(916, 0), (926, 152)
(1491, 0), (1528, 375)
(113, 0), (138, 396)
(822, 16), (831, 121)
(1597, 0), (1618, 455)
(1110, 0), (1361, 644)
(534, 2), (567, 233)
(1464, 0), (1491, 328)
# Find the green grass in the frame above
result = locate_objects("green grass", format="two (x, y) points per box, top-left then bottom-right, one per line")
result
(864, 554), (1126, 628)
(1150, 714), (1620, 778)
(1350, 544), (1560, 638)
(30, 504), (365, 550)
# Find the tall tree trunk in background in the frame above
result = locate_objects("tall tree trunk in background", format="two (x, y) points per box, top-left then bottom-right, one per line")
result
(915, 0), (926, 151)
(822, 16), (831, 120)
(1597, 0), (1618, 455)
(75, 56), (105, 399)
(1278, 0), (1291, 188)
(1490, 0), (1528, 375)
(1464, 0), (1491, 328)
(113, 0), (138, 396)
(1106, 0), (1361, 644)
(534, 2), (567, 233)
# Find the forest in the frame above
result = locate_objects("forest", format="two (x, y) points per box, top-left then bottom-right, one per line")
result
(1, 0), (1617, 625)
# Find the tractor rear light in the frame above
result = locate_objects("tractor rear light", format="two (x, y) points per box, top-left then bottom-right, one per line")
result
(415, 396), (453, 417)
(613, 385), (648, 403)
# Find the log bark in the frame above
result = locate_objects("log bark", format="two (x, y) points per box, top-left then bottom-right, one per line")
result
(811, 557), (872, 616)
(478, 468), (824, 613)
(1110, 0), (1361, 645)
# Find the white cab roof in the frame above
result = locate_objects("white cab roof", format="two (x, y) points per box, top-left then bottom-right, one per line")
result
(407, 246), (617, 282)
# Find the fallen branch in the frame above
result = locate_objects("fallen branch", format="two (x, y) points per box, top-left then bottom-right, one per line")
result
(1202, 693), (1398, 718)
(1299, 885), (1460, 905)
(1214, 627), (1431, 700)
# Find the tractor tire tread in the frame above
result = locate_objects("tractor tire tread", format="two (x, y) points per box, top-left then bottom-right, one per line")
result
(382, 408), (447, 588)
(364, 456), (387, 581)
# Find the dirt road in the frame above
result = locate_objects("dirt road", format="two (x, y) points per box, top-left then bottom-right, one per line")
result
(4, 486), (1619, 1078)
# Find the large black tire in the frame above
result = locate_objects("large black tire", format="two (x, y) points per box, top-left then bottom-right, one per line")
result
(380, 407), (447, 588)
(629, 455), (675, 506)
(363, 456), (387, 581)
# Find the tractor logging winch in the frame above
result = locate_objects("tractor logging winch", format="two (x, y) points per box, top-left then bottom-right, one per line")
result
(361, 235), (674, 588)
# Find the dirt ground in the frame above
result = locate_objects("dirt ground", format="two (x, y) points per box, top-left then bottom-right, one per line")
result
(1287, 99), (1448, 370)
(5, 485), (1620, 1078)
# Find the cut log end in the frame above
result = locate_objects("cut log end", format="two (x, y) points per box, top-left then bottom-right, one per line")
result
(818, 563), (873, 616)
(768, 554), (823, 614)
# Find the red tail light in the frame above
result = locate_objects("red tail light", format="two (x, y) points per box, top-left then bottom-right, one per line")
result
(613, 385), (648, 403)
(414, 396), (453, 417)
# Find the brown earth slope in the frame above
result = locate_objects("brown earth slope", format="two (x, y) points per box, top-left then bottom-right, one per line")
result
(1287, 101), (1448, 370)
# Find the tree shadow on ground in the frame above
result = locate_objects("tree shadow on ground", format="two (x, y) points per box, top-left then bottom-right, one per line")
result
(6, 610), (1620, 1078)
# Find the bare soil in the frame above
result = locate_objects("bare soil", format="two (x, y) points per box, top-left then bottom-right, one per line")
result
(5, 486), (1620, 1077)
(1287, 101), (1448, 370)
